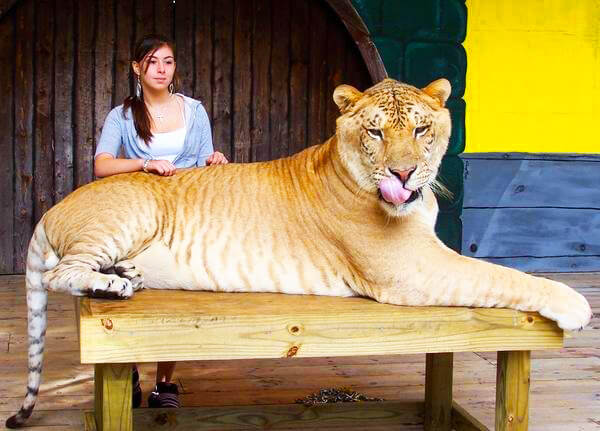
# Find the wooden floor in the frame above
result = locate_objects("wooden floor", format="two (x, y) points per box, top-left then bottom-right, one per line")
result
(1, 273), (599, 430)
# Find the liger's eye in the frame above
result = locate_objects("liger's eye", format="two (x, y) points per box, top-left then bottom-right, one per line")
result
(367, 129), (383, 140)
(414, 125), (430, 138)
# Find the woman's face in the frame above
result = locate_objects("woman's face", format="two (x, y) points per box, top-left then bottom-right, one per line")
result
(134, 44), (176, 93)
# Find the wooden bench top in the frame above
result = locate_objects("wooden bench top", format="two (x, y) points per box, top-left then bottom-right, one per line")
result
(79, 290), (564, 364)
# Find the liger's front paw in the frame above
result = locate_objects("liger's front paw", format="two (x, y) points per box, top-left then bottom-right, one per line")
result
(539, 281), (592, 331)
(114, 260), (144, 291)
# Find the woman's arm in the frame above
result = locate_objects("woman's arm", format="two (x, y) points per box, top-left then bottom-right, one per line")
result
(94, 153), (144, 178)
(94, 153), (176, 177)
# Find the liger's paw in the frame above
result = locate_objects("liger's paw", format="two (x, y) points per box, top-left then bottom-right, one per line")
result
(539, 281), (592, 331)
(113, 260), (144, 291)
(89, 274), (133, 300)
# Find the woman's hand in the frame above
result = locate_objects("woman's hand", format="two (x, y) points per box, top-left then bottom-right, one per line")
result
(146, 159), (176, 176)
(206, 151), (229, 165)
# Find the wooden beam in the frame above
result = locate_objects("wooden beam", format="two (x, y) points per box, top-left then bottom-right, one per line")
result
(452, 401), (490, 431)
(424, 352), (453, 431)
(79, 290), (563, 364)
(325, 0), (387, 82)
(84, 401), (424, 430)
(495, 351), (530, 430)
(94, 363), (133, 431)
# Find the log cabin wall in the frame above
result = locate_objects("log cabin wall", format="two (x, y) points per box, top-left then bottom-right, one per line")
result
(0, 0), (373, 274)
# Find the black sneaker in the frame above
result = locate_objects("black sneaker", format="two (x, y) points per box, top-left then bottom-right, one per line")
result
(132, 366), (142, 409)
(148, 382), (180, 408)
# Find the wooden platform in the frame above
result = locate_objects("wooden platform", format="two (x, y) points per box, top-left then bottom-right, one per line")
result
(1, 273), (599, 430)
(79, 290), (563, 364)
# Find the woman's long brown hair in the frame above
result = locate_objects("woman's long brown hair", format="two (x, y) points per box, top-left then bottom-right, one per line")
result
(123, 34), (181, 145)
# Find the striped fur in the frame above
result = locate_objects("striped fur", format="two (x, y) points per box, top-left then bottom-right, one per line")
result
(6, 79), (591, 427)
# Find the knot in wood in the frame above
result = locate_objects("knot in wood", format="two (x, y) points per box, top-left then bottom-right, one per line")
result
(101, 318), (113, 330)
(287, 345), (299, 357)
(287, 324), (303, 335)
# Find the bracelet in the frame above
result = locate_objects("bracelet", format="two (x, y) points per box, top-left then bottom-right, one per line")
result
(142, 159), (150, 173)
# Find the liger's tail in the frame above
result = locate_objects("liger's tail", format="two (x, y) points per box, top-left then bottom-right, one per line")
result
(6, 222), (58, 428)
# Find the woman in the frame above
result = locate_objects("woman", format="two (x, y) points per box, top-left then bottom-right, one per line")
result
(94, 34), (227, 408)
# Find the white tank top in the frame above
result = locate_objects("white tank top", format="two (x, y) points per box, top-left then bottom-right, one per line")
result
(140, 100), (187, 163)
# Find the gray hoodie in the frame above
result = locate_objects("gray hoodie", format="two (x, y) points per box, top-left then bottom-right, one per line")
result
(94, 94), (214, 168)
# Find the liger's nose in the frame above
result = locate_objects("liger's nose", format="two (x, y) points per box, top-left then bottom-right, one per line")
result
(391, 167), (416, 183)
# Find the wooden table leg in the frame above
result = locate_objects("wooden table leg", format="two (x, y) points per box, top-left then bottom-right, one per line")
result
(424, 352), (453, 431)
(94, 363), (133, 431)
(496, 351), (530, 430)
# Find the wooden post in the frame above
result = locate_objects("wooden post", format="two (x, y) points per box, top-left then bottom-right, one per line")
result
(496, 351), (530, 430)
(424, 352), (453, 431)
(94, 363), (133, 431)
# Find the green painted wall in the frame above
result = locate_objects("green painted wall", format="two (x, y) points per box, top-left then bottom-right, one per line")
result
(352, 0), (467, 252)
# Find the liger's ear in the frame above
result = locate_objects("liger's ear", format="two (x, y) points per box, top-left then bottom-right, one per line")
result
(333, 84), (363, 114)
(422, 78), (451, 107)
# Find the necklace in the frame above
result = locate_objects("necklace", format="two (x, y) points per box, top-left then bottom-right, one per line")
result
(148, 95), (173, 122)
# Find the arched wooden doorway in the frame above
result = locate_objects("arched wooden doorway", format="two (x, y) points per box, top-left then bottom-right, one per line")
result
(0, 0), (385, 273)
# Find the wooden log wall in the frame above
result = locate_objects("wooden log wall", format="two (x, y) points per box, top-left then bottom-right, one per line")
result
(0, 0), (373, 274)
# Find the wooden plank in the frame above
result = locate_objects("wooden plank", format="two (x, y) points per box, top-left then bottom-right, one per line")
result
(114, 0), (134, 106)
(193, 0), (212, 118)
(463, 158), (600, 208)
(53, 0), (74, 204)
(307, 0), (328, 146)
(212, 0), (233, 161)
(424, 352), (453, 431)
(74, 0), (96, 187)
(94, 0), (115, 156)
(13, 0), (34, 273)
(269, 0), (290, 160)
(138, 401), (423, 430)
(79, 290), (563, 364)
(462, 208), (600, 266)
(452, 401), (489, 431)
(232, 0), (251, 163)
(288, 0), (309, 156)
(495, 351), (530, 431)
(153, 0), (173, 38)
(84, 411), (96, 430)
(0, 10), (14, 274)
(250, 0), (271, 162)
(34, 0), (55, 223)
(174, 0), (193, 95)
(134, 0), (153, 42)
(325, 16), (346, 137)
(85, 402), (424, 430)
(94, 363), (132, 431)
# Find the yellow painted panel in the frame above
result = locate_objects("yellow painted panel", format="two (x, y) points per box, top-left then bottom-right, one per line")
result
(464, 0), (600, 153)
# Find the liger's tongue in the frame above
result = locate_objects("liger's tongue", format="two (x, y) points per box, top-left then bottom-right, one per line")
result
(379, 176), (413, 204)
